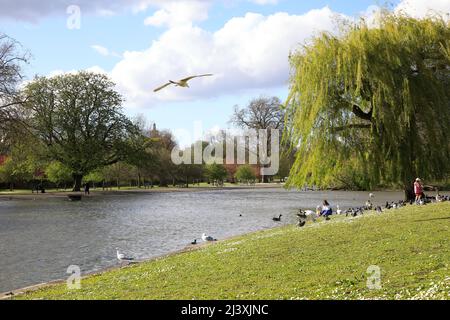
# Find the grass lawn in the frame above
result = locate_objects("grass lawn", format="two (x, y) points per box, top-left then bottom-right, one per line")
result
(16, 202), (450, 300)
(0, 183), (254, 195)
(0, 189), (63, 194)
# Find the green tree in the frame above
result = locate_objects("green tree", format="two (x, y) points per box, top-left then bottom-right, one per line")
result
(45, 161), (72, 189)
(285, 14), (450, 199)
(150, 129), (179, 187)
(0, 142), (40, 190)
(206, 163), (228, 186)
(100, 162), (136, 189)
(174, 141), (209, 188)
(125, 116), (159, 188)
(23, 72), (138, 191)
(235, 165), (256, 184)
(84, 170), (105, 189)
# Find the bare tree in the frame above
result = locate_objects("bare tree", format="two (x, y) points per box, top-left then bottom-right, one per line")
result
(231, 96), (285, 130)
(0, 33), (30, 148)
(230, 96), (285, 182)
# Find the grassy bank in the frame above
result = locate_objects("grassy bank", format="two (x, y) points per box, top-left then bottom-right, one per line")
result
(16, 202), (450, 300)
(0, 183), (283, 197)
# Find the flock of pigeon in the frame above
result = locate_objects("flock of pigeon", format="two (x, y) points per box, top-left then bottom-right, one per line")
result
(116, 192), (449, 262)
(295, 192), (450, 228)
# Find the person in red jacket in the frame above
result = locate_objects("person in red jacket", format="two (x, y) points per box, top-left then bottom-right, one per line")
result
(414, 178), (423, 204)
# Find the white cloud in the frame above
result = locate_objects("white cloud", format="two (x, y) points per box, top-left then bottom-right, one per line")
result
(46, 66), (108, 78)
(91, 45), (110, 56)
(85, 65), (109, 74)
(0, 0), (125, 22)
(144, 0), (210, 27)
(110, 7), (341, 108)
(395, 0), (450, 18)
(0, 0), (212, 22)
(359, 5), (386, 27)
(91, 45), (122, 58)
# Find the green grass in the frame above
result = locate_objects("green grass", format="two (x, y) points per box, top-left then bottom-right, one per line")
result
(0, 189), (59, 194)
(0, 183), (252, 195)
(16, 202), (450, 300)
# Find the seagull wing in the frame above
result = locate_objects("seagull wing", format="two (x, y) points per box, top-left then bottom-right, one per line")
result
(179, 74), (213, 82)
(153, 82), (173, 92)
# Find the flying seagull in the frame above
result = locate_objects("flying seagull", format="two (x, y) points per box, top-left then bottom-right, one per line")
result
(153, 74), (213, 92)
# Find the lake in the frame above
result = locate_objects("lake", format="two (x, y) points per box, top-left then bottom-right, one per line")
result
(0, 188), (405, 293)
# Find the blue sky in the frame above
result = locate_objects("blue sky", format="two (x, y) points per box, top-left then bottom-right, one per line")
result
(0, 0), (447, 146)
(1, 1), (383, 74)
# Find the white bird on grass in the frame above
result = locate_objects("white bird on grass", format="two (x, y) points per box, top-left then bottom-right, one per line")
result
(202, 233), (217, 242)
(116, 249), (134, 262)
(297, 209), (318, 227)
(153, 74), (213, 92)
(336, 205), (342, 215)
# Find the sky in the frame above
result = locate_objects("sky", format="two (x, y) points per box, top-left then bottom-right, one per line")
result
(1, 0), (449, 146)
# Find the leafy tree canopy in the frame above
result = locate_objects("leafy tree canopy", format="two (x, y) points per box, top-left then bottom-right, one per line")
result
(206, 163), (228, 184)
(23, 72), (139, 191)
(235, 165), (256, 183)
(285, 13), (450, 198)
(45, 161), (72, 185)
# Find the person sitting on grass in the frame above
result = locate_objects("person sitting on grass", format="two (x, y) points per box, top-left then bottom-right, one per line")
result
(320, 200), (333, 220)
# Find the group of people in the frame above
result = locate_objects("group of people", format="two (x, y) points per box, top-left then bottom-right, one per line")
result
(298, 177), (445, 228)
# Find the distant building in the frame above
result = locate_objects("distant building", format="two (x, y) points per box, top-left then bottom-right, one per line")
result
(149, 123), (158, 138)
(0, 155), (7, 166)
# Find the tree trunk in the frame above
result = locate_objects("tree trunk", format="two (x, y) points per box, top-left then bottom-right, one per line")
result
(404, 182), (415, 202)
(137, 173), (142, 188)
(72, 174), (83, 192)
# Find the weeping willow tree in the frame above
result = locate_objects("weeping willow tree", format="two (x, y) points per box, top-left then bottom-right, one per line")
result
(284, 13), (450, 199)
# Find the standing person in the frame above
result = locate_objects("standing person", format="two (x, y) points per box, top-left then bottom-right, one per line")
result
(320, 200), (333, 220)
(84, 182), (90, 195)
(414, 178), (423, 204)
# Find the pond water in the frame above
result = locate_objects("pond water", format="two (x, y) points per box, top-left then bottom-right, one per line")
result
(0, 188), (405, 293)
